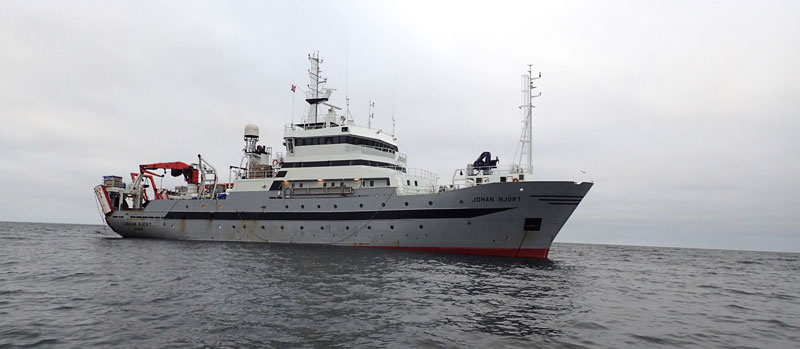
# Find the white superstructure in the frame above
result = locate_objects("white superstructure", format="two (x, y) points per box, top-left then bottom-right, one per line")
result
(229, 52), (437, 196)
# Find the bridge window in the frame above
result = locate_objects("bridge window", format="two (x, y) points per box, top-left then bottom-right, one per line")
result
(290, 135), (398, 152)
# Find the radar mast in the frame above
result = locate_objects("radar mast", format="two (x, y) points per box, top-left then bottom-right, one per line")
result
(305, 52), (337, 123)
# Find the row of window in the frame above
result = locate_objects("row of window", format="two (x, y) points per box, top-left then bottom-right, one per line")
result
(289, 178), (390, 189)
(281, 160), (406, 172)
(281, 199), (435, 210)
(202, 224), (428, 231)
(288, 225), (424, 230)
(287, 178), (419, 188)
(289, 135), (398, 152)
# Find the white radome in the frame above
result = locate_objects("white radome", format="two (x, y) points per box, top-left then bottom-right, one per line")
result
(244, 123), (259, 139)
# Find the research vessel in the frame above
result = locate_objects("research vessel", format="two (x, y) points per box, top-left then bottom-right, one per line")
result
(94, 53), (592, 258)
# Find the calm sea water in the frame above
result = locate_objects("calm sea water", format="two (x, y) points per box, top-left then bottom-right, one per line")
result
(1, 221), (798, 348)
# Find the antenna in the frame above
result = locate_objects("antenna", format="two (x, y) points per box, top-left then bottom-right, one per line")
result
(515, 64), (541, 174)
(368, 100), (375, 129)
(391, 74), (396, 136)
(345, 36), (350, 120)
(345, 97), (353, 123)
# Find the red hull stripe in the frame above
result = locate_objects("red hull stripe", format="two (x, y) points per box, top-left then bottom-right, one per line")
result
(358, 246), (549, 259)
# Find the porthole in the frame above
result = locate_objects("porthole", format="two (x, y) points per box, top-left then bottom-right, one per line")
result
(300, 226), (304, 230)
(170, 224), (174, 228)
(261, 226), (265, 229)
(317, 205), (321, 209)
(346, 226), (350, 230)
(334, 204), (338, 209)
(280, 226), (284, 230)
(404, 202), (409, 206)
(301, 205), (305, 209)
(467, 221), (472, 225)
(459, 200), (464, 204)
(390, 225), (394, 230)
(359, 203), (364, 208)
(419, 225), (424, 229)
(232, 225), (236, 229)
(428, 201), (433, 206)
(320, 226), (324, 230)
(367, 226), (372, 230)
(285, 205), (289, 209)
(381, 203), (386, 207)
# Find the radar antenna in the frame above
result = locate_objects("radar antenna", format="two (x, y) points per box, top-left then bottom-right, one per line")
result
(515, 64), (541, 174)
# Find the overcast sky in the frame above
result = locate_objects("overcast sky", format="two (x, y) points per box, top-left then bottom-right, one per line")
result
(1, 1), (798, 252)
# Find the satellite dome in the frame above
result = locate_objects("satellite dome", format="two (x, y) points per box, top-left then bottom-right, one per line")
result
(244, 124), (259, 138)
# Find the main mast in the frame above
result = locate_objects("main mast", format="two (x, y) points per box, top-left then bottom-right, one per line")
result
(517, 65), (541, 174)
(305, 52), (335, 123)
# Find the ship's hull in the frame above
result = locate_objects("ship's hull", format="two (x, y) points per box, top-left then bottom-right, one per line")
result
(105, 181), (592, 258)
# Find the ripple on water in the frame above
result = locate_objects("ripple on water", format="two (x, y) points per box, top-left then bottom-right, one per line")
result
(1, 223), (799, 348)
